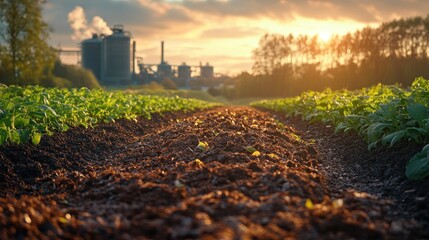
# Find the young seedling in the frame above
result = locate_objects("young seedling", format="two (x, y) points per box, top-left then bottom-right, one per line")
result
(194, 159), (205, 168)
(305, 199), (314, 209)
(268, 153), (279, 159)
(252, 151), (261, 157)
(245, 146), (258, 154)
(197, 141), (209, 151)
(245, 146), (262, 157)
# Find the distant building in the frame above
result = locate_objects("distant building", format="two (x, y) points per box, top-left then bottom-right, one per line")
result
(81, 25), (135, 86)
(177, 63), (191, 87)
(136, 42), (218, 89)
(200, 63), (214, 79)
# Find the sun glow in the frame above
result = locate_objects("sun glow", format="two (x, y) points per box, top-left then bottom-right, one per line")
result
(257, 17), (370, 40)
(318, 31), (332, 42)
(136, 17), (370, 74)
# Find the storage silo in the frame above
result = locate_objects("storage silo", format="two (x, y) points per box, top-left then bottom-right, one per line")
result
(178, 63), (191, 87)
(157, 62), (172, 81)
(200, 62), (214, 79)
(102, 25), (131, 85)
(81, 34), (102, 81)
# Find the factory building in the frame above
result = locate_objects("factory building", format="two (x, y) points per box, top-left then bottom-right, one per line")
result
(157, 41), (173, 80)
(177, 63), (192, 87)
(137, 41), (216, 89)
(81, 25), (135, 86)
(81, 26), (216, 88)
(200, 63), (214, 79)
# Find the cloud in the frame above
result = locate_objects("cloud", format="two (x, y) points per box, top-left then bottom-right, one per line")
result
(48, 0), (429, 45)
(181, 0), (429, 23)
(48, 0), (429, 41)
(138, 0), (172, 15)
(200, 27), (263, 39)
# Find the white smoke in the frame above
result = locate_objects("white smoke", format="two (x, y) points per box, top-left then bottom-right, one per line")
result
(68, 6), (113, 41)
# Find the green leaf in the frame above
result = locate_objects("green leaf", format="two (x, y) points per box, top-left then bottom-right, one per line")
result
(245, 146), (257, 154)
(18, 129), (30, 144)
(40, 105), (58, 117)
(31, 132), (42, 145)
(367, 122), (393, 142)
(0, 108), (5, 117)
(406, 127), (427, 141)
(335, 123), (347, 133)
(9, 130), (21, 144)
(407, 103), (428, 123)
(368, 141), (378, 150)
(381, 130), (406, 147)
(58, 124), (69, 132)
(0, 129), (7, 145)
(406, 144), (429, 180)
(15, 116), (30, 128)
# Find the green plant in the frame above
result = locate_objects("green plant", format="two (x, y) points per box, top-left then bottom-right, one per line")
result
(252, 77), (429, 180)
(406, 144), (429, 180)
(0, 85), (218, 145)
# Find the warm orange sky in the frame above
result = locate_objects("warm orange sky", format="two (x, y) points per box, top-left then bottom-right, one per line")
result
(44, 0), (429, 75)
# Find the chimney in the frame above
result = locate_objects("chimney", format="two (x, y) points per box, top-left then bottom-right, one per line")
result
(161, 41), (164, 63)
(132, 41), (136, 76)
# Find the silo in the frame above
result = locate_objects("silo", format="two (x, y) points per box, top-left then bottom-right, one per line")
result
(102, 25), (131, 85)
(157, 62), (172, 81)
(81, 34), (102, 81)
(178, 63), (191, 87)
(201, 62), (214, 79)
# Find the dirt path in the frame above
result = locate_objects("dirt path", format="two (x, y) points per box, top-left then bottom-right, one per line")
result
(0, 107), (427, 239)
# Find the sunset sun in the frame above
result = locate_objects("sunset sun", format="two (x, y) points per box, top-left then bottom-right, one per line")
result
(318, 31), (332, 42)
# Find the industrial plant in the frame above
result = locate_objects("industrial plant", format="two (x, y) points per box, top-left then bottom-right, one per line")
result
(80, 25), (215, 88)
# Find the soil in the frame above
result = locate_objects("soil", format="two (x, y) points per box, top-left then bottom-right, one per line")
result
(0, 107), (428, 239)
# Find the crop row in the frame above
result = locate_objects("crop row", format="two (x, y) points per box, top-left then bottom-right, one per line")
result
(252, 77), (429, 180)
(0, 85), (218, 146)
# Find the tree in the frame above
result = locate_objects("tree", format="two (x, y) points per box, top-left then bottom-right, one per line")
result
(52, 61), (101, 89)
(252, 34), (292, 75)
(0, 0), (55, 85)
(161, 78), (178, 90)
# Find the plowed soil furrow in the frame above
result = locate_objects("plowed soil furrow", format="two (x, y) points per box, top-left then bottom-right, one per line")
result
(0, 107), (427, 239)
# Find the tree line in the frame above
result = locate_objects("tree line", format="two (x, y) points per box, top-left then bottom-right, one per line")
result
(0, 0), (99, 88)
(228, 15), (429, 98)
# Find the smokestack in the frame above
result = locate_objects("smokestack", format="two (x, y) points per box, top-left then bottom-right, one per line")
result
(161, 41), (164, 63)
(132, 41), (136, 76)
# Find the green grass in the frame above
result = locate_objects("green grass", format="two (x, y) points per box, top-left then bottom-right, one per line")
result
(0, 85), (219, 145)
(251, 77), (429, 180)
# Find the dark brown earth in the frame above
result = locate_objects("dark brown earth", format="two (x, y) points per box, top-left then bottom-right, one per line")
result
(0, 107), (428, 239)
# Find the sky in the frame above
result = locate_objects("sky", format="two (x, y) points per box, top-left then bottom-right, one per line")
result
(43, 0), (429, 75)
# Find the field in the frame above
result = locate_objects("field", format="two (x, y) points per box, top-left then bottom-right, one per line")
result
(0, 85), (217, 145)
(251, 77), (429, 180)
(1, 82), (428, 239)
